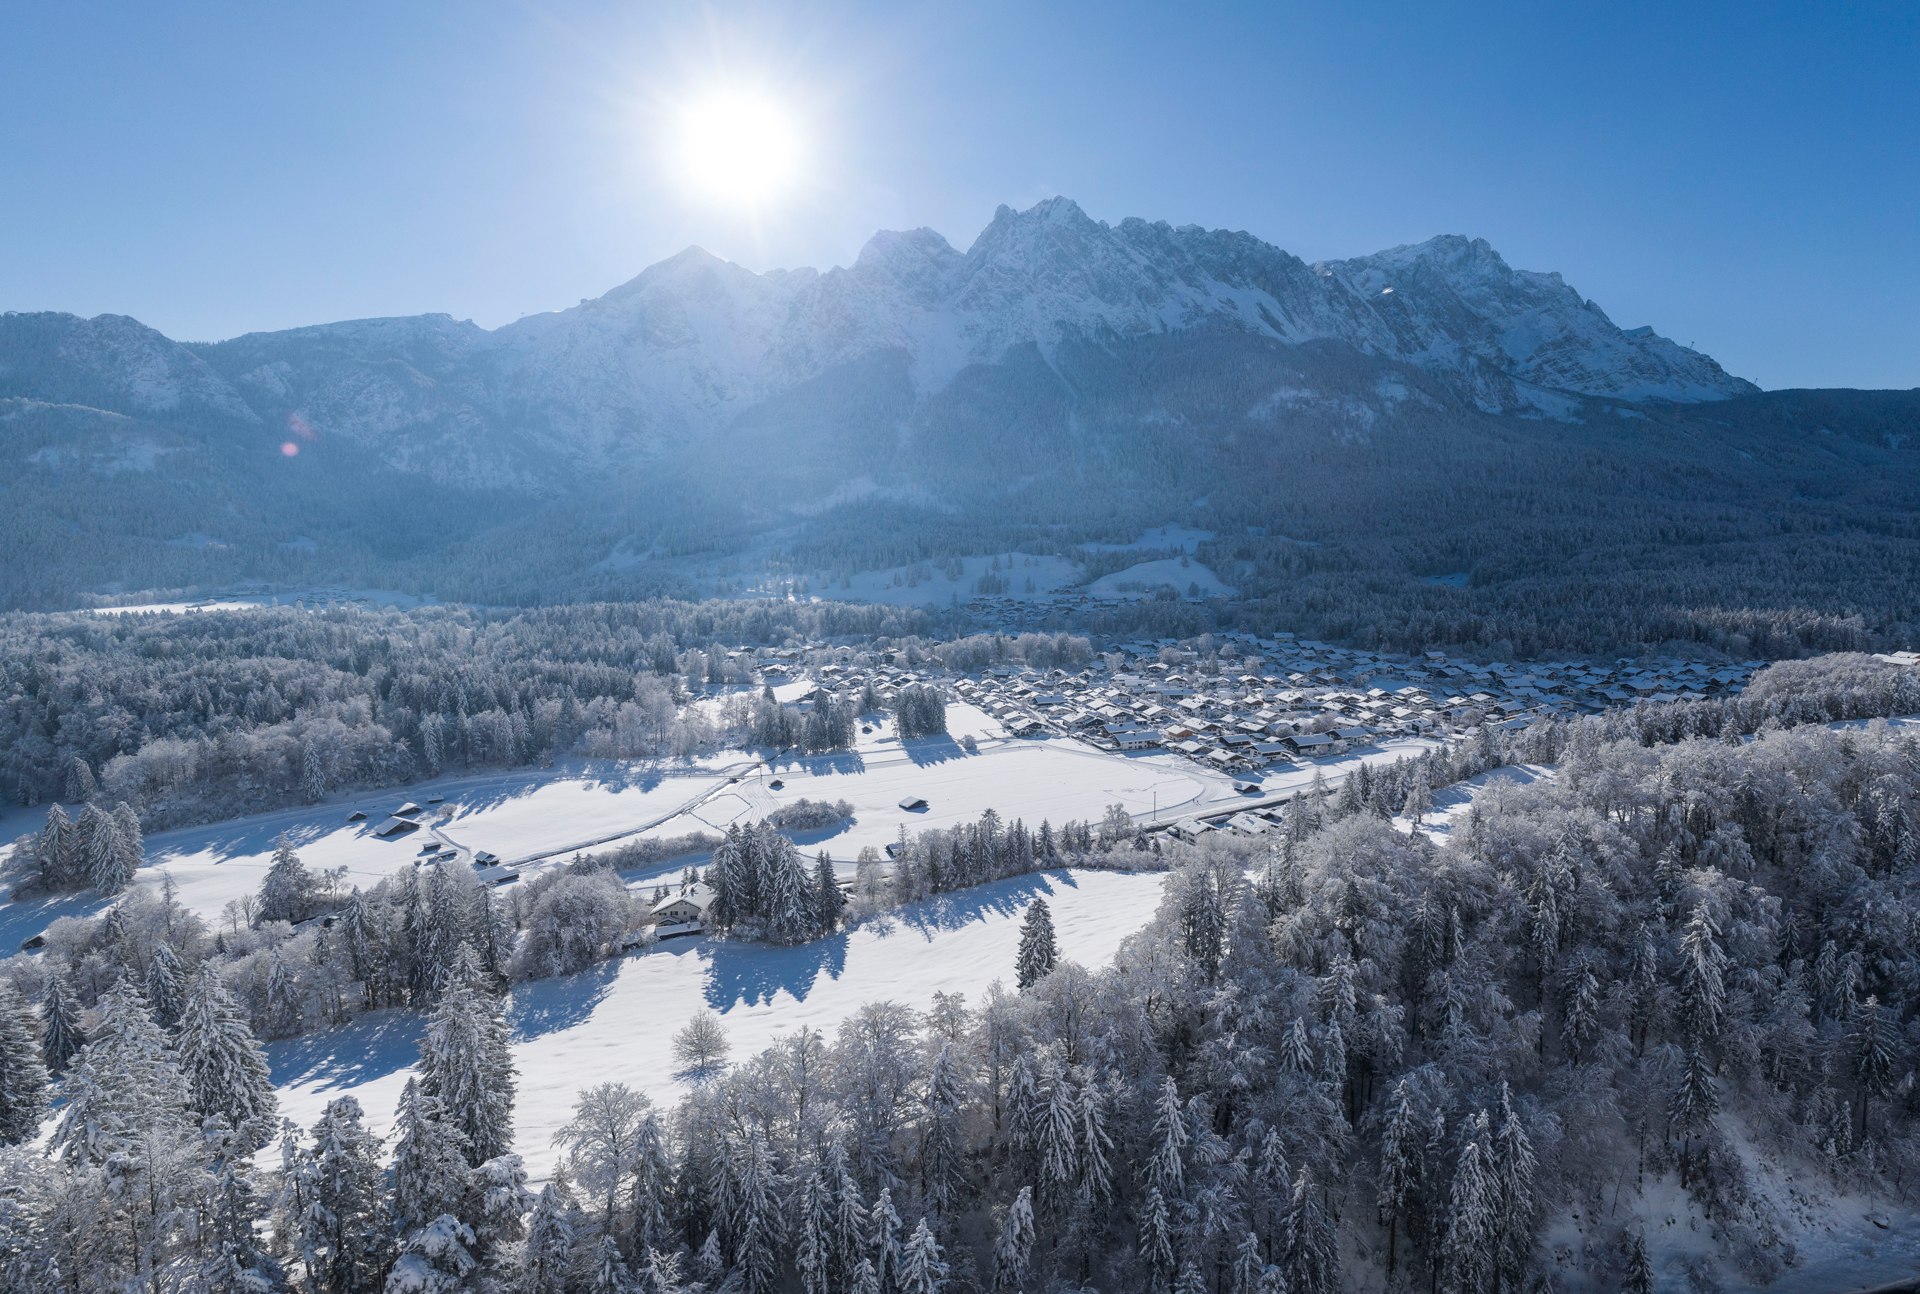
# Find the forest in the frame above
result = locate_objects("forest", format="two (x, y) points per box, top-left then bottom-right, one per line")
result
(0, 657), (1915, 1289)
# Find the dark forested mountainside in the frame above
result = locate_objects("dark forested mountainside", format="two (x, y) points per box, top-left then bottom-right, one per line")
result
(4, 202), (1917, 655)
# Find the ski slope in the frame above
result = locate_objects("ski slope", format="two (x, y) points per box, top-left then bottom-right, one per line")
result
(267, 867), (1166, 1178)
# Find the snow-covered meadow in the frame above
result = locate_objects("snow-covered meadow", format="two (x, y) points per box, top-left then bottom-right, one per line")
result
(267, 867), (1166, 1179)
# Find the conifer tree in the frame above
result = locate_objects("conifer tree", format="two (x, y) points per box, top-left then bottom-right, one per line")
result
(145, 941), (186, 1030)
(899, 1218), (948, 1294)
(870, 1186), (903, 1293)
(288, 1097), (392, 1294)
(522, 1182), (578, 1294)
(257, 834), (318, 926)
(0, 983), (48, 1146)
(176, 966), (278, 1149)
(419, 944), (516, 1166)
(40, 974), (84, 1075)
(992, 1186), (1035, 1292)
(1015, 898), (1059, 990)
(391, 1079), (472, 1239)
(814, 853), (846, 934)
(385, 1214), (478, 1293)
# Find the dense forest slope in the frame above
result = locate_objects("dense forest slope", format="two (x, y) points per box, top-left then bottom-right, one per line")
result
(2, 200), (1915, 653)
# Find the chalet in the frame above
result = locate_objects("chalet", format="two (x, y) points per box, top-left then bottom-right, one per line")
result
(394, 803), (423, 818)
(346, 810), (367, 823)
(651, 884), (717, 932)
(372, 816), (421, 839)
(899, 795), (929, 811)
(1284, 733), (1336, 755)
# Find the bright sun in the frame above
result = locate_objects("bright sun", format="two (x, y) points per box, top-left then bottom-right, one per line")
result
(672, 88), (805, 207)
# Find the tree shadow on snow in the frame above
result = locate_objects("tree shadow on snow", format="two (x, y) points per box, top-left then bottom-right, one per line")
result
(777, 750), (867, 777)
(902, 735), (966, 768)
(895, 870), (1077, 937)
(508, 958), (624, 1043)
(267, 1010), (422, 1096)
(701, 931), (850, 1011)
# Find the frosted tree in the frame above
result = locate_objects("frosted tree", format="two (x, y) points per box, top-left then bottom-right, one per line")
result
(1677, 907), (1728, 1047)
(176, 966), (278, 1149)
(521, 1182), (578, 1294)
(257, 835), (318, 926)
(470, 1154), (532, 1270)
(631, 1110), (673, 1258)
(814, 852), (846, 934)
(1623, 1227), (1654, 1294)
(0, 982), (48, 1146)
(1849, 995), (1904, 1140)
(39, 803), (77, 887)
(1138, 1186), (1176, 1288)
(418, 944), (516, 1166)
(870, 1186), (903, 1293)
(920, 1043), (967, 1215)
(1282, 1166), (1340, 1294)
(1441, 1114), (1500, 1294)
(1078, 1076), (1115, 1207)
(1015, 898), (1059, 990)
(672, 1011), (730, 1079)
(286, 1097), (391, 1294)
(1377, 1075), (1423, 1277)
(303, 742), (328, 803)
(1670, 1045), (1718, 1188)
(898, 1218), (948, 1294)
(728, 1131), (783, 1294)
(796, 1169), (834, 1294)
(991, 1186), (1035, 1292)
(1492, 1084), (1538, 1290)
(384, 1214), (477, 1294)
(1145, 1075), (1188, 1200)
(145, 941), (186, 1030)
(830, 1157), (869, 1288)
(111, 802), (144, 886)
(40, 973), (84, 1074)
(554, 1081), (651, 1238)
(49, 978), (193, 1167)
(64, 757), (96, 804)
(391, 1079), (472, 1238)
(83, 803), (134, 895)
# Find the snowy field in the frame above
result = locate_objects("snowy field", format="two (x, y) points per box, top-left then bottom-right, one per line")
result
(0, 708), (1432, 947)
(1084, 557), (1236, 599)
(81, 586), (437, 615)
(268, 867), (1166, 1178)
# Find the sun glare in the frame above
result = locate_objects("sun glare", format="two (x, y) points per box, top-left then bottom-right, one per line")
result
(672, 88), (805, 207)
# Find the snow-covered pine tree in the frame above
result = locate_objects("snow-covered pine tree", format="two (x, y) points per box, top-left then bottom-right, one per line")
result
(728, 1130), (783, 1294)
(870, 1186), (903, 1293)
(111, 802), (144, 887)
(286, 1096), (392, 1293)
(796, 1168), (834, 1294)
(39, 973), (84, 1074)
(384, 1213), (478, 1293)
(1440, 1113), (1500, 1294)
(1283, 1167), (1340, 1294)
(521, 1182), (578, 1294)
(1145, 1075), (1188, 1201)
(391, 1078), (473, 1238)
(176, 966), (278, 1149)
(991, 1186), (1034, 1292)
(418, 944), (516, 1166)
(813, 853), (846, 934)
(145, 941), (186, 1030)
(632, 1110), (673, 1258)
(48, 978), (193, 1167)
(1137, 1186), (1176, 1288)
(257, 834), (318, 926)
(898, 1218), (948, 1294)
(82, 803), (133, 895)
(469, 1153), (532, 1271)
(920, 1043), (966, 1215)
(1015, 898), (1059, 990)
(39, 803), (76, 888)
(0, 982), (49, 1145)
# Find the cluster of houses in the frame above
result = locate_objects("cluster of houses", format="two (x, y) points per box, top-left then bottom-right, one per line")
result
(945, 634), (1759, 777)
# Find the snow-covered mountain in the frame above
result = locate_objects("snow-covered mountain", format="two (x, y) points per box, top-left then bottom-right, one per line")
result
(2, 198), (1757, 493)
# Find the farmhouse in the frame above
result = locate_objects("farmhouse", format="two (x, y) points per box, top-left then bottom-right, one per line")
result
(899, 795), (929, 811)
(372, 816), (421, 839)
(650, 884), (717, 930)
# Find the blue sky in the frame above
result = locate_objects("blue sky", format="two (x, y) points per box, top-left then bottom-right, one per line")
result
(3, 0), (1914, 389)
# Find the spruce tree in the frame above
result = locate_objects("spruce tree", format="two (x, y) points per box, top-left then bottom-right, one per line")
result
(521, 1182), (578, 1294)
(1015, 898), (1059, 990)
(257, 835), (318, 926)
(813, 853), (846, 934)
(0, 983), (49, 1146)
(176, 966), (278, 1149)
(418, 944), (516, 1166)
(992, 1186), (1035, 1292)
(145, 942), (186, 1030)
(899, 1218), (948, 1294)
(391, 1078), (472, 1239)
(40, 974), (84, 1075)
(289, 1096), (392, 1294)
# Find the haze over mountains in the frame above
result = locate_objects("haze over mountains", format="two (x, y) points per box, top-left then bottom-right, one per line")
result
(1, 198), (1914, 651)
